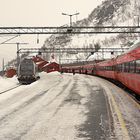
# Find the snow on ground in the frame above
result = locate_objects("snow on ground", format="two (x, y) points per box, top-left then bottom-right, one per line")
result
(91, 76), (140, 140)
(0, 72), (88, 140)
(0, 76), (19, 91)
(0, 72), (139, 140)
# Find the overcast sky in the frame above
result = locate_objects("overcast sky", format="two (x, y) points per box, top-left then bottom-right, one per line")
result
(0, 0), (103, 26)
(0, 0), (103, 68)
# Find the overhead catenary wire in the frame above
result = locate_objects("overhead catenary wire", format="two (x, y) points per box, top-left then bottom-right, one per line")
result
(0, 35), (20, 45)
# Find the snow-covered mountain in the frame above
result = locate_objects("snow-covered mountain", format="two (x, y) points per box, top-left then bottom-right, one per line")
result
(43, 0), (140, 63)
(1, 0), (140, 69)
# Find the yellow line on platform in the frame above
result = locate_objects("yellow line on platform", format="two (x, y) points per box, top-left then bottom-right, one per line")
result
(110, 93), (130, 140)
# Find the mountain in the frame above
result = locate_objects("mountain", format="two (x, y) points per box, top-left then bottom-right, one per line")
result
(43, 0), (140, 63)
(1, 0), (140, 69)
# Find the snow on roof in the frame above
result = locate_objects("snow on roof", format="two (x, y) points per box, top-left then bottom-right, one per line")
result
(42, 62), (59, 68)
(125, 40), (140, 53)
(36, 61), (45, 65)
(42, 63), (50, 68)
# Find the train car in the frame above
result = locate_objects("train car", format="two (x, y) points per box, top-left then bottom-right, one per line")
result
(80, 64), (93, 75)
(5, 67), (16, 78)
(115, 43), (140, 98)
(60, 42), (140, 99)
(61, 63), (82, 74)
(17, 58), (40, 84)
(95, 59), (116, 80)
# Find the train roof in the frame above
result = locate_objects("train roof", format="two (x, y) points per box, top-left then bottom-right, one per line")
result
(96, 58), (115, 66)
(115, 41), (140, 64)
(124, 41), (140, 54)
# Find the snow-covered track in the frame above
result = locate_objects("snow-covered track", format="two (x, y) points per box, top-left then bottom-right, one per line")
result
(0, 84), (21, 94)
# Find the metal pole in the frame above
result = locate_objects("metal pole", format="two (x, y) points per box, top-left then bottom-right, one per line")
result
(2, 58), (4, 76)
(70, 15), (72, 27)
(17, 43), (20, 68)
(138, 16), (139, 27)
(59, 46), (61, 64)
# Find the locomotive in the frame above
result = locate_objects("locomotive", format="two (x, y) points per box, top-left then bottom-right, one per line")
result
(61, 42), (140, 99)
(17, 58), (40, 84)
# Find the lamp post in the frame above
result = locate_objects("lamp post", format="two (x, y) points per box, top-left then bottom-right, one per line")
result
(62, 12), (79, 27)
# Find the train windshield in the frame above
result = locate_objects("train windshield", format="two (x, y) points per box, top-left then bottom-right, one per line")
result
(19, 59), (34, 74)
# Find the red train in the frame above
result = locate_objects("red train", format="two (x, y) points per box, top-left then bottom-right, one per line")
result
(61, 42), (140, 99)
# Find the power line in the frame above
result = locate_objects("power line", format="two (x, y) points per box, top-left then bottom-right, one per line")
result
(0, 35), (19, 45)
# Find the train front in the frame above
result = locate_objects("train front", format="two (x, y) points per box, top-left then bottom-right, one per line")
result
(17, 59), (37, 84)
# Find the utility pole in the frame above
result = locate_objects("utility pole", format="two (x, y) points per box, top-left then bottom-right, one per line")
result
(2, 58), (4, 76)
(17, 43), (20, 68)
(4, 42), (28, 68)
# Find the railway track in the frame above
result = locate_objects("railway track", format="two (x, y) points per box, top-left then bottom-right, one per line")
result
(0, 84), (21, 94)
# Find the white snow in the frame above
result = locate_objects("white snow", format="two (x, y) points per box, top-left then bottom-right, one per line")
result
(0, 72), (140, 140)
(0, 72), (88, 140)
(0, 76), (18, 92)
(91, 76), (140, 140)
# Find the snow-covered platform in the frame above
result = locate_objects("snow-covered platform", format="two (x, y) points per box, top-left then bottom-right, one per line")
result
(0, 72), (139, 140)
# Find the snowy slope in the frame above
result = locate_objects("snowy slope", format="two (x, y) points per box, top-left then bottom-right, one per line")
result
(43, 0), (140, 63)
(1, 0), (139, 67)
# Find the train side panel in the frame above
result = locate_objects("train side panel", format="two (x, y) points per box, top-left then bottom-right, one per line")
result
(115, 47), (140, 96)
(95, 59), (116, 80)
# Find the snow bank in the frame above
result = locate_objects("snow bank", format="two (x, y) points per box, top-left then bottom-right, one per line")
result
(0, 76), (18, 92)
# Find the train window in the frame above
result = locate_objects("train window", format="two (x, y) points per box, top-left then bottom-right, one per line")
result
(106, 66), (108, 71)
(116, 64), (122, 72)
(129, 61), (136, 73)
(119, 64), (122, 72)
(124, 62), (130, 73)
(116, 64), (118, 71)
(100, 66), (103, 71)
(136, 60), (140, 73)
(116, 65), (119, 71)
(110, 66), (113, 71)
(122, 63), (125, 72)
(124, 63), (126, 72)
(112, 66), (114, 71)
(114, 65), (117, 71)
